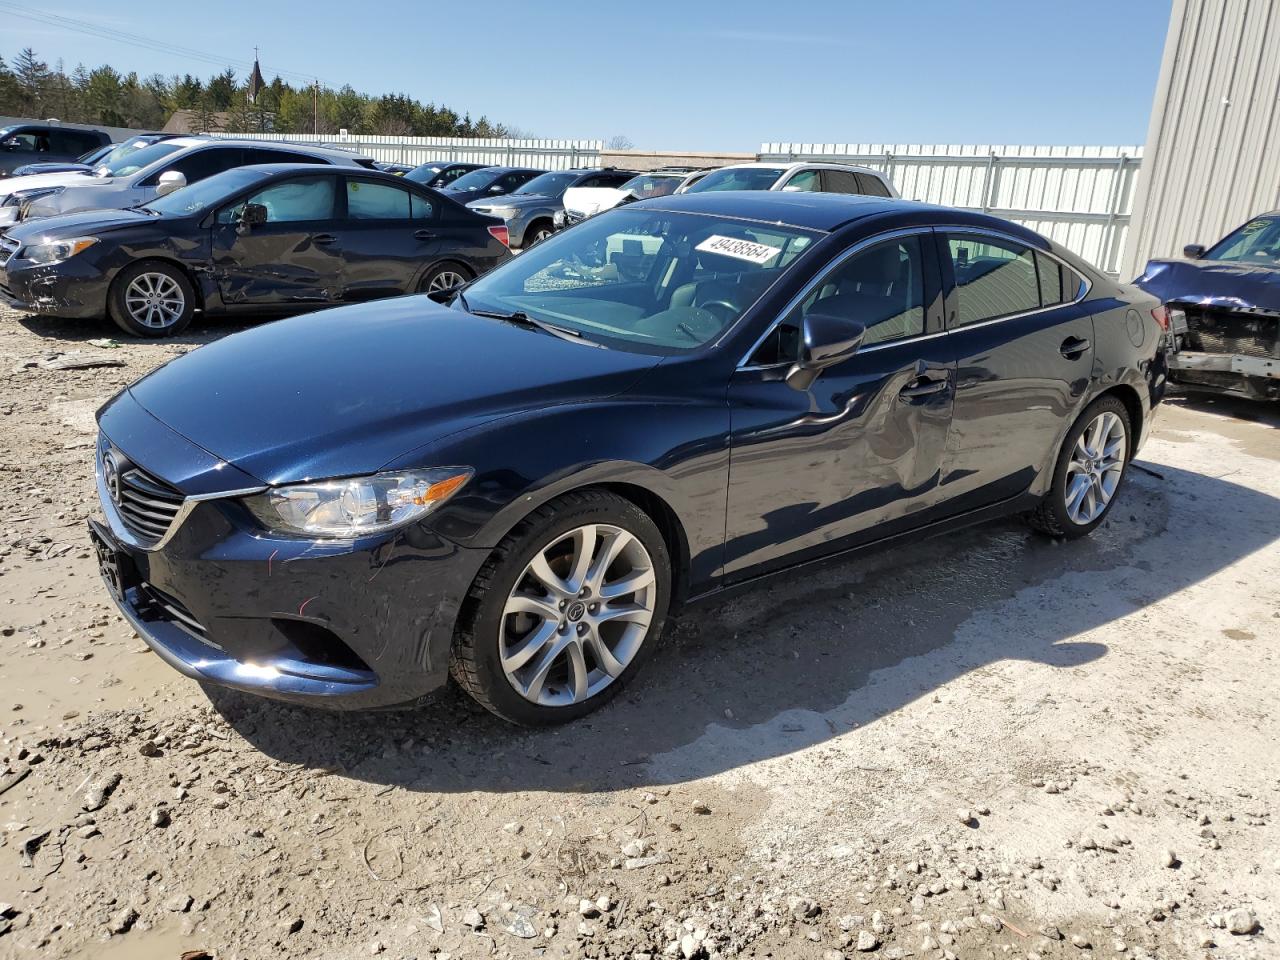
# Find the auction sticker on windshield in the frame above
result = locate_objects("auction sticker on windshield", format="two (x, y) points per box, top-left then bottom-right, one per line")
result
(696, 235), (782, 265)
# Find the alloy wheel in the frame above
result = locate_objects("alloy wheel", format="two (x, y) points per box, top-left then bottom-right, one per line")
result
(530, 228), (553, 245)
(427, 270), (467, 295)
(124, 272), (185, 330)
(500, 523), (656, 707)
(1064, 410), (1127, 525)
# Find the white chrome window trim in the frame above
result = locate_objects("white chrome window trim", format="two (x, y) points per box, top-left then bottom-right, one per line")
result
(737, 226), (1095, 371)
(737, 226), (935, 370)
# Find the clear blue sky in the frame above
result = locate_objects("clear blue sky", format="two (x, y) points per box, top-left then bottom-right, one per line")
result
(7, 0), (1173, 150)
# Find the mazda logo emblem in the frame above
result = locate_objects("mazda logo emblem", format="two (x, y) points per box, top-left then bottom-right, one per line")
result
(102, 451), (122, 506)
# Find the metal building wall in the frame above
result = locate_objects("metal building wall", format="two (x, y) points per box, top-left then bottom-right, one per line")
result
(1122, 0), (1280, 277)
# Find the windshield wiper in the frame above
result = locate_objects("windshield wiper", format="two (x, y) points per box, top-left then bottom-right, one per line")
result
(457, 293), (600, 347)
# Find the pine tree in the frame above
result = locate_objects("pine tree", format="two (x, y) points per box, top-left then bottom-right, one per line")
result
(12, 47), (52, 115)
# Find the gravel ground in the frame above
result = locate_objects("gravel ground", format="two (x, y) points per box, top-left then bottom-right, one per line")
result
(0, 306), (1276, 960)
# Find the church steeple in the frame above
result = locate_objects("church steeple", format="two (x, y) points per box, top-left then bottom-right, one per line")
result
(248, 47), (265, 104)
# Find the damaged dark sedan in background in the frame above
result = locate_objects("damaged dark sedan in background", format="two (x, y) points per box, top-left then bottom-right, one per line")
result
(1136, 211), (1280, 401)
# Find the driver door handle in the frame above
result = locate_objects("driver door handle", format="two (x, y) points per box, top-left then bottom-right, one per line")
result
(1060, 336), (1091, 360)
(414, 229), (437, 241)
(898, 374), (950, 401)
(311, 233), (337, 245)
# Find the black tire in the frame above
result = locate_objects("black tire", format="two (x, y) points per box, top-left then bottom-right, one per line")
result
(108, 261), (196, 338)
(417, 262), (472, 302)
(1027, 394), (1132, 539)
(523, 220), (554, 249)
(450, 489), (671, 726)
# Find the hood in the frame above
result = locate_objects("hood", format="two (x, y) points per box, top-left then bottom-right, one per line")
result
(0, 169), (99, 202)
(124, 297), (664, 486)
(1135, 258), (1280, 318)
(562, 185), (628, 217)
(6, 207), (153, 244)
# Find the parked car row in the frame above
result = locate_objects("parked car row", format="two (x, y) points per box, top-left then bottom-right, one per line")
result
(81, 188), (1169, 724)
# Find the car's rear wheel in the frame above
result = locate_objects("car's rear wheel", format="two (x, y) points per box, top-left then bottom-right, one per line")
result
(1027, 395), (1131, 539)
(108, 261), (196, 338)
(450, 489), (671, 725)
(418, 262), (471, 302)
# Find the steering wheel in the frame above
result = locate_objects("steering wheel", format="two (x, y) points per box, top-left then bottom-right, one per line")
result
(699, 300), (738, 325)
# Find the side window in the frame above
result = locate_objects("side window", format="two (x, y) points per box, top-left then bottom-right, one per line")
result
(346, 179), (413, 219)
(49, 130), (97, 153)
(601, 173), (635, 187)
(498, 171), (535, 192)
(410, 191), (434, 220)
(1035, 251), (1064, 306)
(1061, 266), (1086, 301)
(784, 169), (820, 192)
(248, 148), (327, 165)
(438, 166), (468, 185)
(946, 235), (1040, 326)
(2, 131), (42, 153)
(167, 148), (246, 184)
(855, 173), (892, 197)
(750, 235), (927, 364)
(217, 177), (335, 224)
(821, 170), (862, 194)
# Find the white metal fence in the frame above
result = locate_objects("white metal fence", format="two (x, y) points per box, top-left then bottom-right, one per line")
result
(759, 143), (1144, 276)
(211, 132), (602, 171)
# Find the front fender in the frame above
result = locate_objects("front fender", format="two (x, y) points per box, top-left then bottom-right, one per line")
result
(382, 381), (733, 593)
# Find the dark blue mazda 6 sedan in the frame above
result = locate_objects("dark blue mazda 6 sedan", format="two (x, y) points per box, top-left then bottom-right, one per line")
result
(88, 192), (1168, 725)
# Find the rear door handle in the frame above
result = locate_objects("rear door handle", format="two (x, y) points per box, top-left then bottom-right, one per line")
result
(311, 233), (337, 245)
(414, 229), (437, 241)
(1060, 336), (1091, 359)
(898, 375), (950, 401)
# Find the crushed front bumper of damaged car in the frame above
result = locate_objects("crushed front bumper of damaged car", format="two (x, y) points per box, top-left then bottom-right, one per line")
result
(1166, 304), (1279, 400)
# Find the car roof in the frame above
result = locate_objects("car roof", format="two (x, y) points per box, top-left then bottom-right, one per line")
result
(239, 163), (415, 183)
(633, 191), (1051, 241)
(704, 160), (888, 178)
(164, 136), (373, 162)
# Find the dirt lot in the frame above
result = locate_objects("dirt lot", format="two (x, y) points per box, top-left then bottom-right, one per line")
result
(0, 306), (1276, 960)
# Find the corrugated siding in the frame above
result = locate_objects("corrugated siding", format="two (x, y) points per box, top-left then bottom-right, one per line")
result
(1123, 0), (1280, 277)
(760, 143), (1143, 275)
(210, 133), (603, 170)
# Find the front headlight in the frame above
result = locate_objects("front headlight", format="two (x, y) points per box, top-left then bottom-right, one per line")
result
(242, 467), (473, 538)
(487, 206), (518, 220)
(22, 237), (98, 265)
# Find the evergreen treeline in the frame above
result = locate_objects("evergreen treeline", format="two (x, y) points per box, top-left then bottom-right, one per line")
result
(0, 47), (515, 137)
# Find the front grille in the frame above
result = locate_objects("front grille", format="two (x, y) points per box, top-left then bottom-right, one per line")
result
(116, 465), (185, 545)
(0, 236), (18, 264)
(1182, 306), (1280, 360)
(137, 583), (207, 640)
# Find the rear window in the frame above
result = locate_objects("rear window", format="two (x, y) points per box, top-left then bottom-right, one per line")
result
(855, 172), (892, 197)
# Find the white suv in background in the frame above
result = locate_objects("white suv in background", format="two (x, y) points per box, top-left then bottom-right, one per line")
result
(682, 161), (897, 197)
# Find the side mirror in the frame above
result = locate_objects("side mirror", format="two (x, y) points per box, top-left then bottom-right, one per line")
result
(1183, 243), (1207, 259)
(155, 169), (187, 197)
(236, 202), (268, 233)
(488, 184), (505, 193)
(786, 312), (866, 391)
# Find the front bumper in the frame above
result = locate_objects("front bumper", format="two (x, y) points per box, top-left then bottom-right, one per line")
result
(90, 396), (490, 709)
(0, 252), (110, 319)
(1169, 350), (1279, 400)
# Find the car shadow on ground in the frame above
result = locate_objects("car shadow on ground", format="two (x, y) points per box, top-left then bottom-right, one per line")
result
(1166, 390), (1280, 428)
(207, 461), (1277, 794)
(16, 312), (256, 348)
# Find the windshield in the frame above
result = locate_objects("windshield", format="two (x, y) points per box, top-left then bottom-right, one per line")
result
(94, 140), (182, 178)
(514, 171), (575, 196)
(619, 174), (682, 199)
(143, 167), (269, 216)
(459, 207), (819, 355)
(684, 167), (786, 193)
(403, 163), (444, 184)
(444, 168), (499, 193)
(1205, 216), (1280, 265)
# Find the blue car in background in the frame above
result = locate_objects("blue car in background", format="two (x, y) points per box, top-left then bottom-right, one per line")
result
(1136, 211), (1280, 401)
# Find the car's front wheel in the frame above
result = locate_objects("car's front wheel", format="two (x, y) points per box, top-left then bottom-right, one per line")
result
(418, 262), (472, 302)
(450, 489), (671, 725)
(108, 261), (196, 338)
(1027, 394), (1132, 538)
